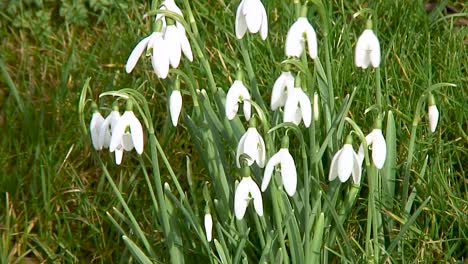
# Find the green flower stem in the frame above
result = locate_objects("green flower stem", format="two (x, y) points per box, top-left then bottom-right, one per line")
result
(375, 67), (382, 113)
(239, 39), (267, 110)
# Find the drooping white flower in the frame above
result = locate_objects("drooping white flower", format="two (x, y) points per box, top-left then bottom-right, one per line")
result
(285, 17), (317, 59)
(170, 90), (183, 127)
(271, 71), (294, 110)
(428, 105), (439, 133)
(126, 31), (170, 79)
(110, 110), (144, 161)
(204, 213), (213, 242)
(235, 0), (268, 40)
(358, 128), (387, 169)
(90, 111), (105, 151)
(262, 148), (297, 196)
(355, 29), (380, 69)
(236, 127), (266, 168)
(234, 176), (263, 220)
(329, 142), (362, 184)
(283, 87), (312, 127)
(225, 80), (251, 121)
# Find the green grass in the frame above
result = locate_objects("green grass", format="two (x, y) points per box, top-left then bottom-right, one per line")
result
(1, 0), (467, 263)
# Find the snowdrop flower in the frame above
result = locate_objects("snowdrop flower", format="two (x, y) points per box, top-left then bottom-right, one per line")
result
(90, 103), (105, 151)
(169, 89), (182, 127)
(329, 136), (362, 184)
(235, 0), (268, 40)
(285, 17), (317, 59)
(204, 213), (213, 242)
(358, 128), (387, 169)
(99, 104), (121, 149)
(262, 136), (297, 196)
(271, 71), (294, 110)
(355, 23), (380, 69)
(109, 102), (144, 164)
(236, 125), (266, 168)
(234, 176), (263, 220)
(427, 94), (439, 133)
(126, 30), (170, 79)
(283, 87), (312, 127)
(225, 80), (251, 121)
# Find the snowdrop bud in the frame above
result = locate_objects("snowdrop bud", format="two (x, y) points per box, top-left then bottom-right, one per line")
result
(313, 92), (319, 121)
(170, 89), (183, 127)
(427, 94), (439, 133)
(204, 213), (213, 242)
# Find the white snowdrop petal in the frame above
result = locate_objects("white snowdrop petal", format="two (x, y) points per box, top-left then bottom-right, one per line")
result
(115, 148), (123, 165)
(236, 131), (249, 168)
(271, 72), (292, 110)
(235, 0), (248, 39)
(247, 178), (263, 216)
(165, 25), (182, 68)
(280, 149), (297, 196)
(328, 148), (341, 181)
(337, 144), (354, 182)
(179, 30), (193, 62)
(125, 34), (153, 73)
(260, 5), (268, 40)
(283, 90), (299, 123)
(261, 151), (281, 191)
(129, 113), (144, 154)
(234, 178), (250, 220)
(256, 132), (266, 168)
(305, 23), (318, 59)
(352, 151), (362, 184)
(297, 89), (312, 127)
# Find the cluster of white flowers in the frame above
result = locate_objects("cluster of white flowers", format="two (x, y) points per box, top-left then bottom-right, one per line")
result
(125, 0), (193, 79)
(89, 1), (447, 247)
(90, 102), (144, 165)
